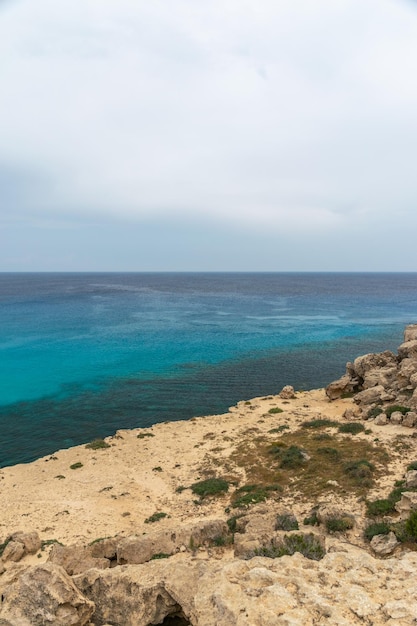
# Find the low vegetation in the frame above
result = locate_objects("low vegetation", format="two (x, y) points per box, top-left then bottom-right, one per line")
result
(70, 462), (83, 470)
(85, 439), (111, 450)
(144, 512), (168, 524)
(275, 513), (299, 531)
(338, 422), (365, 435)
(325, 515), (354, 533)
(191, 478), (229, 498)
(231, 484), (281, 508)
(253, 534), (325, 561)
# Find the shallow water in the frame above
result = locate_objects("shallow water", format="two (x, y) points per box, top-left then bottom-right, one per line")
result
(1, 272), (416, 467)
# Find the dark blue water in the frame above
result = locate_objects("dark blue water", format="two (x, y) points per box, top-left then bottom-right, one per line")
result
(1, 272), (417, 467)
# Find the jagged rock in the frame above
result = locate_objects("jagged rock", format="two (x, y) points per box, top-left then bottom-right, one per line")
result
(0, 563), (94, 626)
(362, 366), (399, 391)
(405, 470), (417, 488)
(10, 531), (41, 555)
(398, 340), (417, 360)
(279, 385), (296, 399)
(397, 358), (417, 387)
(72, 546), (417, 626)
(389, 411), (403, 425)
(343, 406), (362, 420)
(370, 532), (399, 556)
(325, 375), (356, 400)
(404, 324), (417, 342)
(354, 386), (391, 406)
(374, 413), (388, 425)
(48, 544), (111, 576)
(1, 541), (25, 563)
(353, 351), (397, 379)
(402, 411), (417, 428)
(395, 491), (417, 517)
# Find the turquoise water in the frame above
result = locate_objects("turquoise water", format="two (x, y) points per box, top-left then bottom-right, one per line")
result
(1, 272), (417, 466)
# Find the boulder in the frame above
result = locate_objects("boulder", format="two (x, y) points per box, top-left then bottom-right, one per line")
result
(325, 375), (356, 401)
(10, 532), (41, 555)
(389, 411), (403, 425)
(398, 340), (417, 360)
(395, 491), (417, 518)
(353, 351), (397, 379)
(1, 541), (25, 563)
(279, 385), (296, 399)
(402, 412), (417, 428)
(362, 366), (399, 391)
(48, 544), (111, 576)
(404, 324), (417, 342)
(370, 532), (399, 556)
(405, 470), (417, 489)
(343, 406), (362, 420)
(374, 414), (388, 426)
(0, 563), (94, 626)
(354, 386), (391, 406)
(397, 358), (417, 388)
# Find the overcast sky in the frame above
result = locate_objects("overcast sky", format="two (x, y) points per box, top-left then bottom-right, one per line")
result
(1, 0), (417, 271)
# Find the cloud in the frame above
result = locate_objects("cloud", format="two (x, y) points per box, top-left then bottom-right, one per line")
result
(1, 0), (417, 260)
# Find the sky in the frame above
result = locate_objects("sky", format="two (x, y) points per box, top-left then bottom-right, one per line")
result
(1, 0), (417, 272)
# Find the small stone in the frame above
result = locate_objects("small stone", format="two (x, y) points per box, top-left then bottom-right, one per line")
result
(370, 532), (399, 556)
(374, 413), (388, 425)
(11, 531), (41, 555)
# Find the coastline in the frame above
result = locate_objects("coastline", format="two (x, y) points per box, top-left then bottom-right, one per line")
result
(0, 387), (410, 549)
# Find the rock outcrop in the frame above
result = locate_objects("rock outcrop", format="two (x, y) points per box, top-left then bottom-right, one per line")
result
(326, 324), (417, 425)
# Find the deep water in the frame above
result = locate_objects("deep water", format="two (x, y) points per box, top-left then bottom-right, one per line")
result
(1, 272), (417, 467)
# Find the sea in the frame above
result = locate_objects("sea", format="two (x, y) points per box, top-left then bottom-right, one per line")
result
(1, 272), (417, 468)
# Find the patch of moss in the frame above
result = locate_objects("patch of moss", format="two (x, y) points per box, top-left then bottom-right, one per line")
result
(268, 407), (283, 414)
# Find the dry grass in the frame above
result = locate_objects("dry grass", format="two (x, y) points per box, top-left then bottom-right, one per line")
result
(202, 427), (390, 503)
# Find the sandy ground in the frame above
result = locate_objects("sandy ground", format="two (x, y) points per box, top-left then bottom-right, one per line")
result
(1, 388), (416, 558)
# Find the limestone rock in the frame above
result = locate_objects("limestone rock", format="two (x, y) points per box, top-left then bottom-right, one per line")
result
(0, 563), (94, 626)
(389, 411), (403, 425)
(325, 375), (356, 401)
(404, 324), (417, 342)
(405, 470), (417, 489)
(48, 544), (111, 576)
(279, 385), (296, 399)
(374, 413), (388, 426)
(354, 386), (394, 406)
(10, 532), (41, 555)
(395, 491), (417, 517)
(1, 541), (25, 563)
(402, 411), (417, 427)
(370, 532), (399, 556)
(398, 340), (417, 360)
(362, 366), (399, 391)
(343, 406), (362, 420)
(353, 351), (397, 379)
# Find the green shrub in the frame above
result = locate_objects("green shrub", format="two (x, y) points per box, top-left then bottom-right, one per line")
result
(0, 538), (10, 557)
(268, 407), (283, 414)
(301, 419), (338, 429)
(152, 466), (163, 472)
(144, 512), (167, 524)
(268, 425), (289, 433)
(150, 552), (171, 560)
(364, 522), (390, 541)
(175, 485), (186, 493)
(405, 510), (417, 540)
(85, 439), (110, 450)
(366, 498), (396, 517)
(385, 405), (410, 418)
(70, 462), (83, 470)
(303, 512), (320, 526)
(367, 407), (383, 419)
(344, 459), (374, 486)
(317, 447), (341, 460)
(191, 478), (229, 498)
(232, 484), (281, 508)
(227, 514), (245, 533)
(325, 515), (354, 533)
(407, 461), (417, 471)
(279, 445), (306, 469)
(254, 534), (324, 561)
(338, 423), (365, 435)
(275, 513), (299, 531)
(137, 432), (155, 439)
